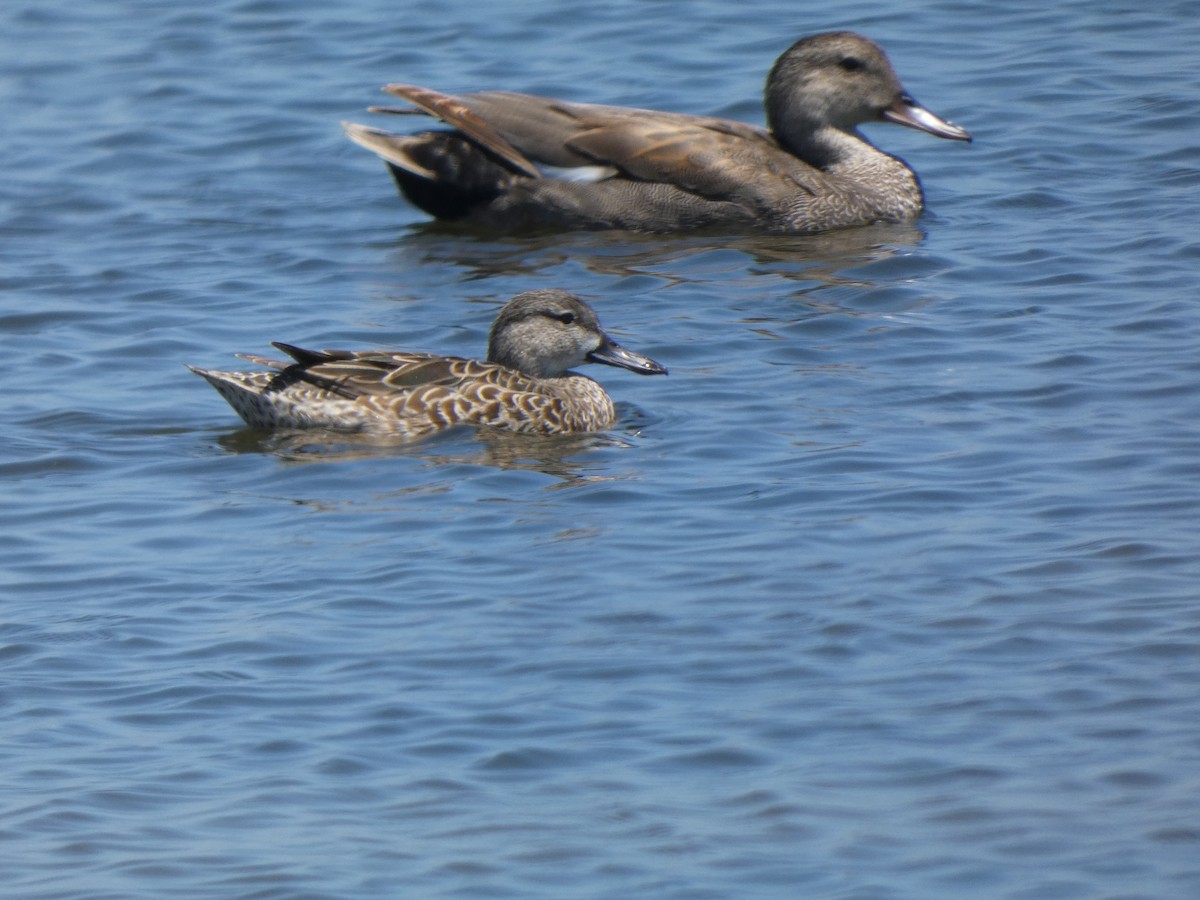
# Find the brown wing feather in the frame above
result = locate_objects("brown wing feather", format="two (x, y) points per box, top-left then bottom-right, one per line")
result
(563, 118), (823, 203)
(367, 85), (812, 203)
(376, 357), (463, 389)
(380, 84), (542, 178)
(266, 350), (544, 400)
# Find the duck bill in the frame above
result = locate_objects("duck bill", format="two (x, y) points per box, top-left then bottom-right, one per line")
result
(881, 93), (972, 142)
(587, 338), (668, 376)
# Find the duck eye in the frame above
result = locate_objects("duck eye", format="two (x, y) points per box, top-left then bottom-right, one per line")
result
(555, 312), (576, 325)
(838, 56), (865, 72)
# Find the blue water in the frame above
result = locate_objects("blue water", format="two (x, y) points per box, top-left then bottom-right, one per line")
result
(3, 0), (1200, 897)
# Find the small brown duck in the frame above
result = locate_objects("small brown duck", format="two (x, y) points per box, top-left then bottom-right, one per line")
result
(343, 31), (970, 234)
(188, 290), (667, 438)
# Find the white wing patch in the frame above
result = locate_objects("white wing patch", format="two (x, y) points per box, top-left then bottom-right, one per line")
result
(540, 164), (619, 183)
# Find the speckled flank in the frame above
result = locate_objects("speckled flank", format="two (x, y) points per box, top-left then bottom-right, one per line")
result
(189, 289), (665, 438)
(343, 31), (969, 235)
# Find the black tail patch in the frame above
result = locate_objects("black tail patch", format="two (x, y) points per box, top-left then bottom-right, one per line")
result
(390, 132), (518, 219)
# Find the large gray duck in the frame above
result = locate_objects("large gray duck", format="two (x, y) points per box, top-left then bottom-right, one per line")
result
(343, 32), (970, 234)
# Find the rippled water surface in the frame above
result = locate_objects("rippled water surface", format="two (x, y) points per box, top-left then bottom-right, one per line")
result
(3, 1), (1200, 897)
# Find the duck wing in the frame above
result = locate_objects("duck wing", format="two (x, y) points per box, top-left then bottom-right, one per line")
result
(374, 86), (822, 203)
(263, 345), (537, 399)
(271, 346), (576, 431)
(564, 115), (822, 204)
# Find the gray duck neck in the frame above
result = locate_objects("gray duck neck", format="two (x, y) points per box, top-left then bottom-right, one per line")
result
(779, 124), (923, 220)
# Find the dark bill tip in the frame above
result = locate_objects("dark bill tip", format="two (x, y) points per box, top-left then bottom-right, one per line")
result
(588, 339), (668, 376)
